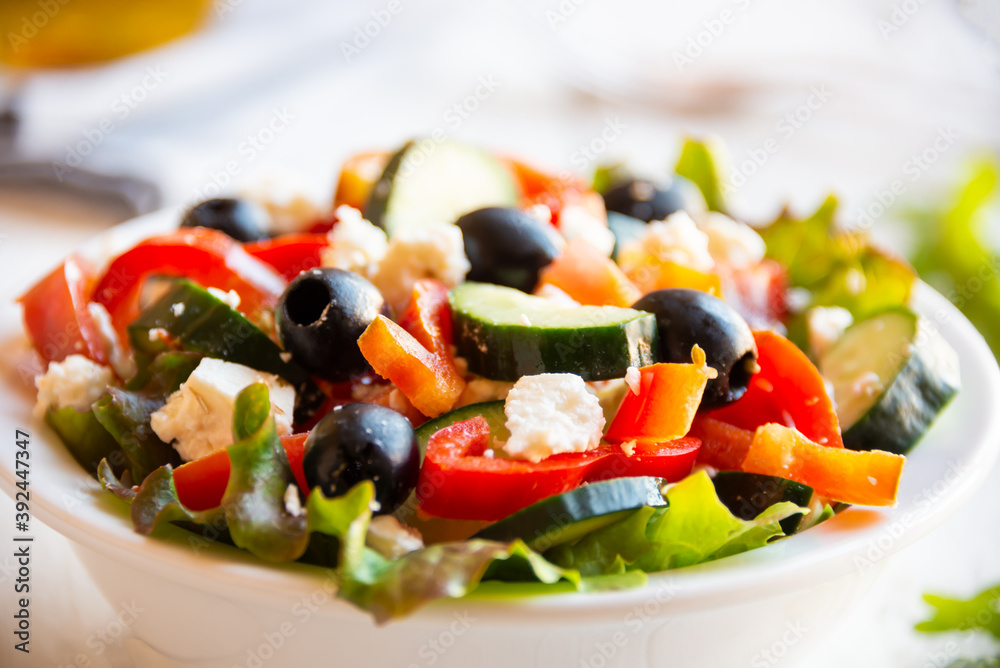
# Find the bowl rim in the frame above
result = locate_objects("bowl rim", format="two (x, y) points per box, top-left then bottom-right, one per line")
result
(2, 208), (999, 625)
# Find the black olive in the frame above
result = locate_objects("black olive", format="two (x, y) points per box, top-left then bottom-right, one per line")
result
(455, 207), (561, 293)
(303, 403), (419, 514)
(632, 288), (757, 409)
(602, 177), (698, 223)
(276, 268), (387, 383)
(180, 198), (270, 242)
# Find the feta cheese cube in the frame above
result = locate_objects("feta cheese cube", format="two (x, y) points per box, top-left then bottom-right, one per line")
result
(321, 205), (388, 280)
(150, 357), (296, 462)
(207, 287), (241, 311)
(33, 354), (115, 419)
(502, 373), (605, 463)
(807, 306), (854, 359)
(620, 211), (714, 273)
(373, 221), (470, 311)
(558, 205), (615, 257)
(239, 169), (324, 235)
(698, 212), (766, 269)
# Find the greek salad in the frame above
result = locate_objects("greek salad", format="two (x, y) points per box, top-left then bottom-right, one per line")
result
(19, 138), (961, 622)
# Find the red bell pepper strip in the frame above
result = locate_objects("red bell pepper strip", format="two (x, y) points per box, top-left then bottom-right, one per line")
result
(688, 415), (755, 471)
(358, 315), (465, 418)
(92, 227), (286, 342)
(173, 433), (310, 511)
(416, 416), (606, 521)
(704, 330), (843, 448)
(588, 438), (701, 483)
(242, 233), (329, 282)
(743, 424), (903, 506)
(605, 349), (715, 445)
(396, 279), (454, 358)
(19, 254), (108, 365)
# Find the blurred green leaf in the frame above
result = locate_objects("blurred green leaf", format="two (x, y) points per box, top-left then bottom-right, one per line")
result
(675, 137), (727, 213)
(917, 584), (1000, 640)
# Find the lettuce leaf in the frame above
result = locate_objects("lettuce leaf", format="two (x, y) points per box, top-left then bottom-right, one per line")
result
(45, 405), (121, 477)
(635, 470), (805, 571)
(917, 584), (1000, 639)
(545, 506), (659, 576)
(674, 137), (728, 213)
(92, 352), (201, 483)
(907, 160), (1000, 356)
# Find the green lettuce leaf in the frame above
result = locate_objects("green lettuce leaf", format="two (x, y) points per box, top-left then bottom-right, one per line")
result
(92, 352), (201, 483)
(675, 137), (728, 213)
(545, 506), (659, 576)
(907, 159), (1000, 356)
(635, 470), (805, 571)
(46, 405), (122, 477)
(917, 584), (1000, 639)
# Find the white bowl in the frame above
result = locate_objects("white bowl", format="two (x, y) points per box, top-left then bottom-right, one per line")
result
(2, 211), (999, 668)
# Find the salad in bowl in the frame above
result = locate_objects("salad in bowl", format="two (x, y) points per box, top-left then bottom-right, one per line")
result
(17, 137), (961, 623)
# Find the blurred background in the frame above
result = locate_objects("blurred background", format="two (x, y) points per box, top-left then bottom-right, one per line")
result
(0, 0), (999, 665)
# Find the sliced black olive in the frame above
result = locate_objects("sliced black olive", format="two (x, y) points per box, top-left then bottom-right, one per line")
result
(303, 403), (419, 514)
(632, 288), (757, 409)
(456, 206), (561, 293)
(602, 177), (698, 223)
(276, 268), (387, 383)
(180, 198), (270, 242)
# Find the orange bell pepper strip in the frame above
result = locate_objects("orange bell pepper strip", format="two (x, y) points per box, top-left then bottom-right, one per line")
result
(172, 433), (310, 511)
(604, 346), (716, 445)
(743, 424), (903, 506)
(706, 330), (844, 448)
(537, 239), (640, 308)
(358, 315), (465, 418)
(625, 259), (722, 297)
(688, 415), (755, 471)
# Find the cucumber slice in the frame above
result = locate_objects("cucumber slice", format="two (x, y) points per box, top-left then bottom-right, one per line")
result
(820, 308), (960, 455)
(711, 471), (815, 534)
(129, 279), (324, 422)
(472, 476), (666, 550)
(415, 400), (508, 455)
(450, 283), (657, 381)
(366, 139), (519, 236)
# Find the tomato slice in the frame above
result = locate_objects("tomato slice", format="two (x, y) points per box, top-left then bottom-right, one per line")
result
(704, 330), (843, 448)
(93, 227), (286, 342)
(172, 433), (310, 511)
(242, 233), (329, 281)
(19, 255), (108, 365)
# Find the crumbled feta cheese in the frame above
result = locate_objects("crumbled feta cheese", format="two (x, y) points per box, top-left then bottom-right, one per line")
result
(170, 302), (185, 317)
(151, 358), (296, 462)
(483, 449), (495, 459)
(558, 205), (615, 257)
(239, 171), (324, 235)
(365, 515), (424, 560)
(321, 205), (388, 280)
(87, 302), (136, 380)
(624, 366), (641, 395)
(807, 306), (854, 359)
(207, 287), (241, 311)
(283, 484), (304, 517)
(34, 354), (114, 419)
(620, 440), (637, 457)
(148, 328), (169, 343)
(373, 222), (470, 311)
(786, 287), (813, 314)
(455, 377), (514, 408)
(519, 313), (532, 327)
(697, 212), (766, 269)
(534, 283), (580, 308)
(620, 211), (714, 273)
(502, 373), (605, 463)
(851, 371), (883, 399)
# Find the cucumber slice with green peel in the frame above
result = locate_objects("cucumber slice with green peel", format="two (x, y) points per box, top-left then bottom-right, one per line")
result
(415, 400), (508, 456)
(365, 139), (520, 236)
(128, 279), (324, 422)
(450, 283), (658, 381)
(819, 308), (960, 455)
(472, 477), (666, 550)
(711, 471), (815, 534)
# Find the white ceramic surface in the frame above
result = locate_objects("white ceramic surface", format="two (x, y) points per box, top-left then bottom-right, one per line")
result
(2, 211), (999, 668)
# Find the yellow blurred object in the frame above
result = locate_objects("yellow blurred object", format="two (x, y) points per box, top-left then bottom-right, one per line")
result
(623, 258), (722, 296)
(0, 0), (214, 67)
(334, 151), (389, 212)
